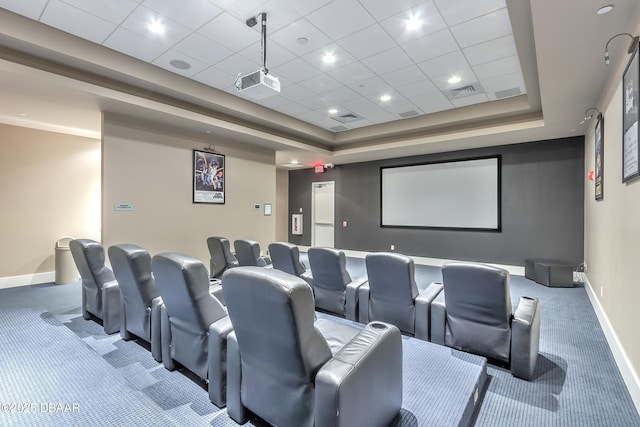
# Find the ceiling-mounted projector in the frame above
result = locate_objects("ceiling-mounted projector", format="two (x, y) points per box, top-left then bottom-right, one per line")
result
(236, 69), (281, 100)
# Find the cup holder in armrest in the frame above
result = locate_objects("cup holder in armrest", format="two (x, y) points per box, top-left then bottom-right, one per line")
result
(370, 322), (387, 330)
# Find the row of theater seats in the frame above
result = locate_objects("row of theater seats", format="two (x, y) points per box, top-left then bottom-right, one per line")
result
(68, 238), (403, 427)
(208, 238), (541, 381)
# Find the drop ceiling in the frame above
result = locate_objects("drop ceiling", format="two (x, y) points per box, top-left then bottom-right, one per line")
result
(0, 0), (639, 167)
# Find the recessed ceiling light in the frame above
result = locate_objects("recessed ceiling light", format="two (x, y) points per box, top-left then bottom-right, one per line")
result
(328, 108), (338, 115)
(18, 113), (27, 117)
(147, 19), (165, 35)
(448, 75), (462, 84)
(406, 15), (422, 31)
(169, 59), (191, 70)
(205, 130), (211, 134)
(597, 5), (613, 14)
(297, 37), (308, 44)
(380, 94), (391, 102)
(323, 52), (336, 64)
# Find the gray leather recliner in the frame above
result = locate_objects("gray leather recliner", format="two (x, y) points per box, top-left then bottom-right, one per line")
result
(430, 262), (541, 380)
(233, 239), (272, 267)
(268, 242), (313, 286)
(206, 236), (238, 279)
(108, 244), (162, 362)
(69, 239), (121, 334)
(359, 252), (443, 341)
(151, 253), (233, 407)
(307, 247), (367, 320)
(223, 267), (403, 427)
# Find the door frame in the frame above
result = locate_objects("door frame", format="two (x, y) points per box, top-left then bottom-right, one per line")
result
(311, 181), (335, 247)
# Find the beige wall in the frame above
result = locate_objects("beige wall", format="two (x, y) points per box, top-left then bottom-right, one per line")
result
(275, 168), (289, 241)
(102, 116), (277, 266)
(584, 68), (640, 383)
(0, 124), (101, 278)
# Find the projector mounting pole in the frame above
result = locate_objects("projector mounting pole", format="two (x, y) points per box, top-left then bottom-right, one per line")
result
(260, 13), (268, 74)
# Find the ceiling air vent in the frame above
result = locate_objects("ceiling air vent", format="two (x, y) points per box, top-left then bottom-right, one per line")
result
(444, 82), (485, 101)
(332, 112), (362, 123)
(330, 125), (349, 132)
(495, 87), (521, 99)
(398, 110), (419, 118)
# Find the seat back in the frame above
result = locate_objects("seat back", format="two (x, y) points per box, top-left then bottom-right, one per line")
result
(207, 236), (238, 278)
(442, 262), (512, 362)
(151, 253), (226, 378)
(108, 244), (158, 341)
(70, 239), (115, 317)
(365, 252), (418, 334)
(308, 247), (351, 315)
(233, 239), (263, 266)
(223, 267), (332, 427)
(268, 242), (306, 276)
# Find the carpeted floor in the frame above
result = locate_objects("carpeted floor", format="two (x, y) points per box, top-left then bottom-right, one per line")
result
(0, 256), (639, 426)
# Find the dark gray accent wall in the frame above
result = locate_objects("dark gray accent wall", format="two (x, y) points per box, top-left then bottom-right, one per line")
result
(289, 136), (585, 267)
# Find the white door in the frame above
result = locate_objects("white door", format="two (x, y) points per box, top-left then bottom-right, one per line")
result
(312, 181), (335, 247)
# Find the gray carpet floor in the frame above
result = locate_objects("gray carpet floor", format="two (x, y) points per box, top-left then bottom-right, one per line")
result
(0, 257), (639, 426)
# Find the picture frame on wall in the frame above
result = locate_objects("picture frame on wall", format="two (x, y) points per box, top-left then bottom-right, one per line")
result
(595, 114), (604, 201)
(622, 42), (639, 183)
(193, 149), (225, 204)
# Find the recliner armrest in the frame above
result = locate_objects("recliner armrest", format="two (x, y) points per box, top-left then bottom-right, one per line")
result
(315, 322), (403, 427)
(209, 282), (225, 306)
(102, 280), (121, 334)
(430, 289), (447, 345)
(226, 331), (248, 424)
(208, 316), (234, 407)
(257, 256), (272, 267)
(414, 282), (443, 341)
(300, 270), (314, 288)
(511, 296), (540, 381)
(345, 276), (368, 322)
(150, 296), (163, 362)
(357, 283), (370, 323)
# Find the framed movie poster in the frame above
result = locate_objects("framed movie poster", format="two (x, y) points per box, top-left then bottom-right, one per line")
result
(595, 114), (604, 201)
(193, 150), (225, 204)
(622, 42), (639, 183)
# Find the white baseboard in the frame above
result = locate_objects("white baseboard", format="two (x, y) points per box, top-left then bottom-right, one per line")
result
(298, 246), (524, 276)
(0, 271), (55, 289)
(584, 275), (640, 415)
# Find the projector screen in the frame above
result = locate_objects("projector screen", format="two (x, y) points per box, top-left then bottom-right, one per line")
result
(381, 156), (501, 230)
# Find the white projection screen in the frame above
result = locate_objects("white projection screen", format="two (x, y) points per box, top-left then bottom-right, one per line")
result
(381, 156), (501, 230)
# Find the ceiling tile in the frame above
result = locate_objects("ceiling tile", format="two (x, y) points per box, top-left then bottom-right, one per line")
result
(273, 57), (323, 83)
(380, 96), (420, 115)
(418, 50), (470, 79)
(337, 24), (397, 60)
(152, 49), (210, 78)
(480, 71), (525, 93)
(279, 83), (317, 101)
(59, 0), (140, 25)
(346, 119), (374, 129)
(298, 73), (342, 94)
(450, 93), (489, 107)
(450, 8), (511, 48)
(307, 0), (375, 40)
(473, 55), (520, 80)
(173, 33), (233, 66)
(306, 0), (375, 40)
(40, 0), (116, 44)
(223, 0), (270, 22)
(322, 86), (361, 103)
(341, 96), (378, 113)
(396, 79), (438, 98)
(401, 29), (459, 63)
(381, 65), (428, 88)
(213, 53), (261, 77)
(286, 0), (333, 16)
(252, 92), (290, 108)
(327, 61), (376, 86)
(301, 43), (358, 71)
(296, 95), (335, 111)
(433, 0), (505, 27)
(361, 47), (414, 75)
(358, 0), (426, 21)
(380, 2), (447, 44)
(120, 5), (192, 47)
(199, 12), (261, 52)
(274, 102), (311, 116)
(103, 27), (168, 62)
(253, 0), (302, 33)
(141, 0), (222, 30)
(192, 66), (236, 89)
(463, 35), (517, 66)
(270, 18), (333, 56)
(0, 0), (48, 20)
(240, 40), (296, 69)
(357, 105), (398, 122)
(431, 67), (478, 91)
(410, 91), (453, 114)
(352, 76), (394, 97)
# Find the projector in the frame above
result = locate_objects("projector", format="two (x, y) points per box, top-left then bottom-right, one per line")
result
(235, 69), (281, 100)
